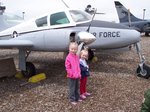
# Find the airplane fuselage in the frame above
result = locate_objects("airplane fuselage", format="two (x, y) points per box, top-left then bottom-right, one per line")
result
(0, 9), (140, 52)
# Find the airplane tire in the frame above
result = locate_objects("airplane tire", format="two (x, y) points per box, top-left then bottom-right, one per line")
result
(136, 64), (150, 79)
(22, 62), (36, 77)
(88, 49), (94, 61)
(145, 32), (149, 37)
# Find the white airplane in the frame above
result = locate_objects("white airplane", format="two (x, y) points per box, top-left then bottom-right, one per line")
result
(0, 8), (148, 79)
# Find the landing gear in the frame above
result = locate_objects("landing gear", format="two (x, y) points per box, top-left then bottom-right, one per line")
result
(136, 64), (150, 79)
(88, 49), (94, 60)
(135, 43), (150, 79)
(22, 62), (36, 77)
(19, 50), (36, 77)
(145, 32), (149, 37)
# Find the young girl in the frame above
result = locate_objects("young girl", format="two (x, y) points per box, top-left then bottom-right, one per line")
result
(65, 42), (81, 105)
(80, 49), (91, 99)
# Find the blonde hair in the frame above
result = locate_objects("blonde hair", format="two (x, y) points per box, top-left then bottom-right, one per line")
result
(80, 49), (88, 58)
(69, 42), (78, 48)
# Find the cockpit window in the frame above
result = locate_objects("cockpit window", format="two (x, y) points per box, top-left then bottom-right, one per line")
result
(50, 12), (70, 25)
(35, 16), (47, 27)
(69, 10), (91, 22)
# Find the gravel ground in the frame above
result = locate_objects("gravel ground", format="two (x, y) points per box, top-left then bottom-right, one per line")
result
(0, 36), (150, 112)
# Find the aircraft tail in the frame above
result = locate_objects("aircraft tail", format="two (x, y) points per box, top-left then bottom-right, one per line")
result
(114, 1), (143, 23)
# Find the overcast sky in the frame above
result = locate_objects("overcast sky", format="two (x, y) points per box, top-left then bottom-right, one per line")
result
(1, 0), (150, 22)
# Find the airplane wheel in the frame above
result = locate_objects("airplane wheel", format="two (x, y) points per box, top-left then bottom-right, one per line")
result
(145, 32), (149, 36)
(136, 64), (150, 79)
(22, 62), (36, 77)
(88, 49), (94, 61)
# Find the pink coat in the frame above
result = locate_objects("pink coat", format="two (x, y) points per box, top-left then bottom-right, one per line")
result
(65, 52), (81, 79)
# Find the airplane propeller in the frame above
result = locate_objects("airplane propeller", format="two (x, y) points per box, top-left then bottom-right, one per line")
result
(87, 8), (97, 32)
(76, 31), (96, 55)
(84, 9), (97, 59)
(77, 42), (84, 55)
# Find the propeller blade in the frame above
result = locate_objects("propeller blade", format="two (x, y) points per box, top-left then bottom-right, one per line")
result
(87, 8), (97, 32)
(77, 42), (84, 55)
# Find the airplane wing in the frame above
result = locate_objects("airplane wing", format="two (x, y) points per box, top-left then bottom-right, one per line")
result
(0, 40), (33, 48)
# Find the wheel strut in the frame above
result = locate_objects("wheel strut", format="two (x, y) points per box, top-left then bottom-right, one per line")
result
(135, 42), (150, 79)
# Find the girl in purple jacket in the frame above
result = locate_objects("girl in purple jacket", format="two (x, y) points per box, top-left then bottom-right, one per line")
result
(65, 42), (82, 105)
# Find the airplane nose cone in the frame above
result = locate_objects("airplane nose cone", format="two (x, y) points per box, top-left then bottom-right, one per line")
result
(130, 30), (141, 42)
(77, 31), (96, 44)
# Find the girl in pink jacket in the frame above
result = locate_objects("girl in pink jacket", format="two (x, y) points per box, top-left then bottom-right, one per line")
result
(65, 42), (81, 105)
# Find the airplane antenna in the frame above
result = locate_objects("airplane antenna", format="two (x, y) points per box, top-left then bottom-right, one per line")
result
(127, 9), (131, 27)
(87, 8), (97, 32)
(61, 0), (69, 8)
